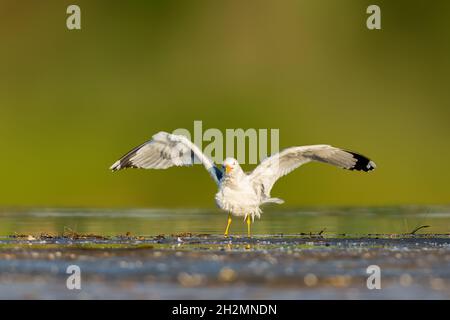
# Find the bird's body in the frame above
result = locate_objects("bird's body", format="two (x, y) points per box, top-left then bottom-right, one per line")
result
(110, 132), (376, 237)
(215, 171), (262, 220)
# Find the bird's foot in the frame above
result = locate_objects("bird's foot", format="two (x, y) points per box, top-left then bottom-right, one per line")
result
(224, 213), (232, 238)
(246, 214), (252, 238)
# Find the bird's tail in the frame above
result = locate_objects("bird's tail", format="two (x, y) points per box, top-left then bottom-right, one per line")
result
(262, 197), (284, 205)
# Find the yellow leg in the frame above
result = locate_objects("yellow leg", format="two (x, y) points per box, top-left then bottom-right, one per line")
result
(224, 213), (232, 237)
(246, 215), (252, 238)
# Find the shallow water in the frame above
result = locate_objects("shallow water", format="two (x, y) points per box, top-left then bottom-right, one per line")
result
(0, 206), (449, 299)
(1, 206), (450, 236)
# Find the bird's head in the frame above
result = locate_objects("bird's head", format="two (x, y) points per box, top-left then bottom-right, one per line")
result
(222, 157), (240, 175)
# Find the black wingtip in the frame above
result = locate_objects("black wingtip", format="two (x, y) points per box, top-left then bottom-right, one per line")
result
(109, 159), (138, 171)
(109, 160), (121, 171)
(346, 151), (376, 172)
(110, 141), (148, 172)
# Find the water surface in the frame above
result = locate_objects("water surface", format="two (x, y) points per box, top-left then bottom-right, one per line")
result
(1, 206), (449, 300)
(1, 206), (449, 236)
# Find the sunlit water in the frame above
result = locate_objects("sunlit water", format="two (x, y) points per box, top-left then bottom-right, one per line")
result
(1, 206), (450, 236)
(0, 206), (449, 299)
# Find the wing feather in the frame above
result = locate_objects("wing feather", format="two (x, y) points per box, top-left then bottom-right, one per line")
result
(250, 145), (376, 198)
(110, 132), (222, 185)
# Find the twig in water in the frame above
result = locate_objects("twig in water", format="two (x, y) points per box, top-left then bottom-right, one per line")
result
(410, 225), (430, 235)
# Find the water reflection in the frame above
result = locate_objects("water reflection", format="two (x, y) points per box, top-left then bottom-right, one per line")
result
(0, 206), (449, 236)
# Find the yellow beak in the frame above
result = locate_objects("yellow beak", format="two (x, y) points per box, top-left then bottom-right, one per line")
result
(225, 165), (232, 174)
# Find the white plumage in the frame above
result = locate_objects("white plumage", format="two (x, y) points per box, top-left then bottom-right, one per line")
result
(110, 131), (376, 236)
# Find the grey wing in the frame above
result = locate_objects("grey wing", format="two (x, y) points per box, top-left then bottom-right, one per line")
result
(110, 131), (222, 185)
(249, 145), (376, 198)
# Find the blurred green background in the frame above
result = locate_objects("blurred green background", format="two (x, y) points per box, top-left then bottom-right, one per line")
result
(1, 0), (449, 209)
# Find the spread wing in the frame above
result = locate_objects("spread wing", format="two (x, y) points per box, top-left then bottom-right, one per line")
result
(110, 132), (222, 185)
(249, 145), (376, 198)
